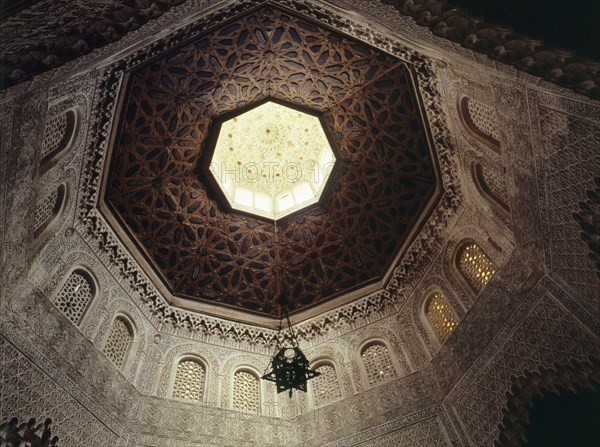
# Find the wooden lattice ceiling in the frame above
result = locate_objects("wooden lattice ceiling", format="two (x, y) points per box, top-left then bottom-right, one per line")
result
(105, 5), (440, 319)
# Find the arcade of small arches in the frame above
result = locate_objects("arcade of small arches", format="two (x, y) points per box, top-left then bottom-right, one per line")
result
(32, 95), (504, 413)
(44, 239), (498, 411)
(34, 97), (508, 388)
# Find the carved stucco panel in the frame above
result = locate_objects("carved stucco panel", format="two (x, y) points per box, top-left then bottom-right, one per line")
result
(0, 335), (121, 447)
(341, 416), (450, 447)
(530, 98), (600, 312)
(494, 83), (545, 271)
(0, 98), (14, 275)
(129, 393), (298, 446)
(2, 94), (47, 292)
(450, 293), (600, 446)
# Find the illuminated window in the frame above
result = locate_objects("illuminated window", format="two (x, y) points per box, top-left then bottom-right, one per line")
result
(425, 292), (458, 343)
(54, 270), (94, 325)
(172, 359), (205, 402)
(209, 101), (336, 220)
(103, 317), (133, 369)
(457, 242), (497, 294)
(312, 363), (342, 406)
(233, 370), (260, 413)
(361, 342), (397, 386)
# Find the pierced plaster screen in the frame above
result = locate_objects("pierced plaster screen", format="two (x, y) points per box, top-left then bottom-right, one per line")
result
(425, 292), (458, 342)
(458, 242), (497, 294)
(41, 110), (75, 163)
(465, 98), (500, 142)
(232, 370), (260, 413)
(41, 112), (68, 159)
(34, 185), (64, 236)
(172, 359), (205, 402)
(103, 317), (132, 369)
(209, 101), (335, 220)
(476, 164), (509, 210)
(361, 343), (397, 386)
(312, 363), (342, 406)
(54, 270), (93, 325)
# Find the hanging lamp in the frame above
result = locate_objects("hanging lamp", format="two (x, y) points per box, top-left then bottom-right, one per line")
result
(261, 297), (320, 397)
(261, 220), (320, 397)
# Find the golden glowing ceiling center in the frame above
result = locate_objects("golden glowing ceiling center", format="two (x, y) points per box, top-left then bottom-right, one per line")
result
(209, 101), (336, 220)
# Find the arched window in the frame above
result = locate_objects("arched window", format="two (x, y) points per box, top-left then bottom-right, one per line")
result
(54, 269), (94, 326)
(103, 316), (133, 369)
(425, 292), (458, 343)
(311, 362), (342, 406)
(232, 370), (260, 413)
(361, 342), (397, 386)
(472, 163), (510, 212)
(172, 358), (205, 402)
(41, 110), (76, 165)
(460, 97), (500, 151)
(457, 241), (497, 294)
(34, 184), (65, 238)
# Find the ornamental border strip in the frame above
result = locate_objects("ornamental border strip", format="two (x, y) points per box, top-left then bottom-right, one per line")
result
(0, 320), (125, 438)
(76, 0), (462, 347)
(322, 404), (444, 447)
(3, 0), (599, 100)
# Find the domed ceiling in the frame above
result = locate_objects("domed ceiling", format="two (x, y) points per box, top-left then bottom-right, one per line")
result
(104, 4), (441, 320)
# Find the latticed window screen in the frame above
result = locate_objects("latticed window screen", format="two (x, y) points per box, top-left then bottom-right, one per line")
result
(172, 359), (205, 401)
(458, 242), (497, 294)
(425, 292), (458, 343)
(232, 370), (260, 413)
(480, 166), (509, 207)
(103, 317), (133, 369)
(54, 271), (93, 325)
(361, 343), (397, 386)
(34, 188), (59, 233)
(312, 363), (342, 406)
(41, 112), (69, 160)
(466, 98), (500, 142)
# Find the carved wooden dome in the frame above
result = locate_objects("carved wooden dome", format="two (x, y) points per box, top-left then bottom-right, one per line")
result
(104, 5), (441, 320)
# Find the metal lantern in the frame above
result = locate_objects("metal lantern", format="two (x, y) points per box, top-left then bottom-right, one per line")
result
(262, 346), (320, 397)
(261, 304), (320, 397)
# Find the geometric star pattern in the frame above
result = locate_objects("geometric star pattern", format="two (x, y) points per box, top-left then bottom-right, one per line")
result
(105, 5), (439, 318)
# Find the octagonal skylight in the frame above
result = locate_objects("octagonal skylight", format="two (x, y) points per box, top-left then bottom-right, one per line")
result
(209, 101), (336, 220)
